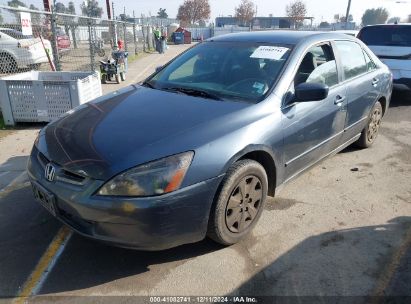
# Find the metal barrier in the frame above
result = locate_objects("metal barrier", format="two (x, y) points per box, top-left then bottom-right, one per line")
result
(0, 5), (149, 77)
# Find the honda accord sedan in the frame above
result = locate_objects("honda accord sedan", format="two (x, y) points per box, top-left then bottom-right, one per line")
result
(28, 31), (392, 250)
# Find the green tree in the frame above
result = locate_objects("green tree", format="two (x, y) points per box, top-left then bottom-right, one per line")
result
(54, 2), (66, 13)
(387, 16), (400, 24)
(157, 8), (168, 18)
(80, 0), (103, 18)
(67, 1), (76, 14)
(7, 0), (26, 8)
(361, 7), (389, 26)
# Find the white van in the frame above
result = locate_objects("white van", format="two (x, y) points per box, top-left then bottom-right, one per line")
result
(358, 24), (411, 90)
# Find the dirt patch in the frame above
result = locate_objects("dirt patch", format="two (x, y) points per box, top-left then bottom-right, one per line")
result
(265, 198), (302, 211)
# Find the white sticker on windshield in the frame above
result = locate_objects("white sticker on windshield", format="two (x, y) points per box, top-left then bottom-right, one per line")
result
(250, 46), (289, 60)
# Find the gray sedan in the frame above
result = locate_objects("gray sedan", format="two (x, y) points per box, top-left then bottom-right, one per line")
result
(28, 31), (392, 250)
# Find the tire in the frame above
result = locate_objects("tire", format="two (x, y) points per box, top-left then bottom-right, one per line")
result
(207, 159), (268, 245)
(0, 53), (17, 73)
(120, 72), (126, 81)
(355, 101), (383, 148)
(115, 74), (120, 84)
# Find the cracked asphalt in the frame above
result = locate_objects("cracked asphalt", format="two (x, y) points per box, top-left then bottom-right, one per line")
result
(0, 50), (410, 302)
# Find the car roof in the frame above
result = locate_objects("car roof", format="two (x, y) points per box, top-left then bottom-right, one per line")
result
(207, 30), (356, 45)
(360, 24), (411, 28)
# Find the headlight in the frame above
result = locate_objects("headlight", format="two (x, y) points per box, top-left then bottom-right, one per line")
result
(97, 151), (194, 197)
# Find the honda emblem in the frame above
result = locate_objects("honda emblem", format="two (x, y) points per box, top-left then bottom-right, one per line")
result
(45, 163), (56, 182)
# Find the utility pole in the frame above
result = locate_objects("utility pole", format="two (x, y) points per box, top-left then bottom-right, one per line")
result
(112, 1), (118, 49)
(345, 0), (352, 30)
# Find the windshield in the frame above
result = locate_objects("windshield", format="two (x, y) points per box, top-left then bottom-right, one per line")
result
(0, 29), (34, 40)
(145, 41), (292, 103)
(359, 25), (411, 47)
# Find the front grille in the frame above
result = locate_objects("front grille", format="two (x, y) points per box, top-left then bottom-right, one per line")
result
(37, 151), (49, 168)
(57, 169), (86, 185)
(36, 150), (86, 186)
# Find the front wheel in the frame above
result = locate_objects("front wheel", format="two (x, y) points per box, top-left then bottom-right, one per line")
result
(207, 159), (268, 245)
(355, 101), (383, 148)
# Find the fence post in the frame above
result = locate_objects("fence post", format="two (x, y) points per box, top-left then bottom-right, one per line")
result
(87, 17), (95, 71)
(133, 11), (138, 55)
(123, 22), (128, 51)
(50, 8), (61, 71)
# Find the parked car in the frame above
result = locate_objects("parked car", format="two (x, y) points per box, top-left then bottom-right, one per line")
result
(55, 27), (71, 54)
(358, 24), (411, 90)
(0, 28), (53, 72)
(334, 30), (359, 37)
(28, 31), (392, 250)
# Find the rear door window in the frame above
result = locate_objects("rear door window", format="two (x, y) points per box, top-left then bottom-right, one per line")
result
(335, 41), (367, 81)
(358, 26), (411, 47)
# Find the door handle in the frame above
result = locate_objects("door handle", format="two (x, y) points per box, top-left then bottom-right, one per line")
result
(372, 78), (379, 86)
(334, 95), (346, 105)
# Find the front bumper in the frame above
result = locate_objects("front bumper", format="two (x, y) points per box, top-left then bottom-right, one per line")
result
(27, 147), (223, 250)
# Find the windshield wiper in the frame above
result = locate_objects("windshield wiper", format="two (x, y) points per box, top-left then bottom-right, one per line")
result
(161, 87), (222, 101)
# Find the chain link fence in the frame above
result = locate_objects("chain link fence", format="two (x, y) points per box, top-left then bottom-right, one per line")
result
(0, 5), (152, 77)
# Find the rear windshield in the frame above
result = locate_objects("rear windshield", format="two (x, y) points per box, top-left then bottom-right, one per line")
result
(358, 26), (411, 47)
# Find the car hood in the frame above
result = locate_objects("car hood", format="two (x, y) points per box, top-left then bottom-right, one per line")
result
(38, 85), (254, 180)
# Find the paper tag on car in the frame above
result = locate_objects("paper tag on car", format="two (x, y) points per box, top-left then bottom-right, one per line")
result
(250, 46), (289, 60)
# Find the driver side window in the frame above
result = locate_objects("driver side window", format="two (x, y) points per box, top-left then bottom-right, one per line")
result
(295, 44), (339, 88)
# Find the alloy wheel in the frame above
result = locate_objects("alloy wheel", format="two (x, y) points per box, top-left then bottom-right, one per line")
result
(225, 175), (263, 233)
(367, 107), (382, 142)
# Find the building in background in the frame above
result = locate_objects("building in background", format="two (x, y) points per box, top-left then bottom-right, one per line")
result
(215, 16), (314, 29)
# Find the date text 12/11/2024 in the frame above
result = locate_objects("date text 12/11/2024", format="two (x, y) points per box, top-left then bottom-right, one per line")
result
(149, 296), (258, 303)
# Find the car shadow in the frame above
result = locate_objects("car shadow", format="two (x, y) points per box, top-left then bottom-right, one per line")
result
(230, 216), (411, 298)
(390, 90), (411, 108)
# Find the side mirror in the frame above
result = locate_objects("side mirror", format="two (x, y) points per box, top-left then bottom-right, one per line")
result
(295, 82), (329, 102)
(155, 66), (163, 73)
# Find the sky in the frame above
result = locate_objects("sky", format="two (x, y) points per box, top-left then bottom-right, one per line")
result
(2, 0), (410, 24)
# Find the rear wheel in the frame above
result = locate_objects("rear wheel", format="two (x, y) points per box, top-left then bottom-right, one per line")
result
(207, 159), (268, 245)
(356, 101), (383, 148)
